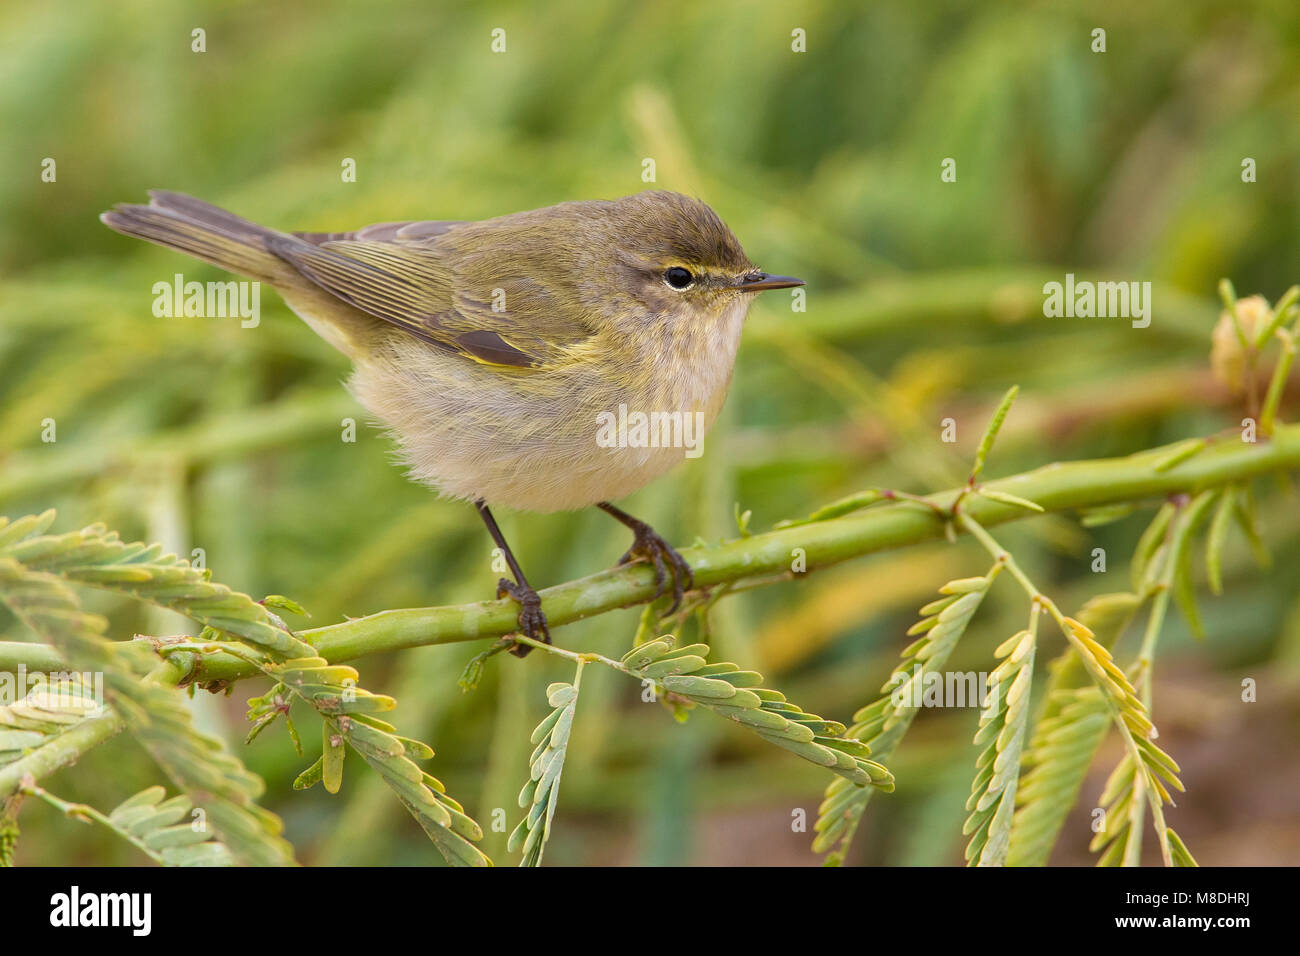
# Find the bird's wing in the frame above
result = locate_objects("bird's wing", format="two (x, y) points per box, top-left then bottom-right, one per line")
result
(273, 222), (594, 369)
(293, 220), (466, 245)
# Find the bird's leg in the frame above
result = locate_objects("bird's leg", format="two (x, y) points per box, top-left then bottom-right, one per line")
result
(595, 501), (694, 613)
(475, 499), (549, 658)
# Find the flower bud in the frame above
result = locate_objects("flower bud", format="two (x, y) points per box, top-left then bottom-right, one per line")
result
(1210, 294), (1270, 392)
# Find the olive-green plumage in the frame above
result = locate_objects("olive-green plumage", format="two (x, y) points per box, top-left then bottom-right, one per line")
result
(101, 190), (800, 513)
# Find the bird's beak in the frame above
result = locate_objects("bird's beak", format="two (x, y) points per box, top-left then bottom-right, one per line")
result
(736, 271), (805, 292)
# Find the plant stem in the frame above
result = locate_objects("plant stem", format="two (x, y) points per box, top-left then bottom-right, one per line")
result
(512, 635), (622, 672)
(1259, 329), (1295, 437)
(956, 514), (1065, 623)
(0, 658), (186, 796)
(164, 422), (1300, 683)
(5, 423), (1300, 686)
(21, 784), (166, 864)
(0, 642), (63, 672)
(0, 710), (124, 795)
(959, 513), (1176, 866)
(1135, 501), (1186, 700)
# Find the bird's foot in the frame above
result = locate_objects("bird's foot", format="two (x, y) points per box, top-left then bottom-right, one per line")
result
(497, 577), (550, 658)
(617, 520), (694, 614)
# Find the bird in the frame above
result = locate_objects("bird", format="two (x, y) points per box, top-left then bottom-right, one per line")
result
(101, 189), (803, 656)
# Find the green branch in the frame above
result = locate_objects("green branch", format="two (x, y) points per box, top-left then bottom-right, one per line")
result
(166, 423), (1300, 685)
(2, 424), (1298, 690)
(0, 711), (125, 796)
(0, 659), (182, 798)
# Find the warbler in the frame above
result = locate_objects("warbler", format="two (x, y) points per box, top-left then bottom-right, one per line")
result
(101, 190), (802, 655)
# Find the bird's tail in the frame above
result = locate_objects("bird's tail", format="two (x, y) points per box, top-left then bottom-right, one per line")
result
(100, 190), (299, 285)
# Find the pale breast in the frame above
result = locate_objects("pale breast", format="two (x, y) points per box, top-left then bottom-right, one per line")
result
(346, 298), (750, 512)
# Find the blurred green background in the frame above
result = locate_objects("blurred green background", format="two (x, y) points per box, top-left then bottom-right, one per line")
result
(2, 0), (1299, 865)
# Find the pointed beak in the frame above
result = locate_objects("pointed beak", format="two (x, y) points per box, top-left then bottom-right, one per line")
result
(736, 271), (805, 292)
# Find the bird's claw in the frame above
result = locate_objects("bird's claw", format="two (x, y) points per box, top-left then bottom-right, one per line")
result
(618, 522), (694, 614)
(497, 577), (550, 658)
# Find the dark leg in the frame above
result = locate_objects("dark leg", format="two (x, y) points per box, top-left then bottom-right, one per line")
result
(596, 502), (694, 613)
(476, 499), (549, 658)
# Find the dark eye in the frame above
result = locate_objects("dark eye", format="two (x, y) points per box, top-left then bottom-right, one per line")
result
(664, 266), (694, 289)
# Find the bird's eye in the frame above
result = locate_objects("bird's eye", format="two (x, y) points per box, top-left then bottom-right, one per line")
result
(664, 266), (694, 289)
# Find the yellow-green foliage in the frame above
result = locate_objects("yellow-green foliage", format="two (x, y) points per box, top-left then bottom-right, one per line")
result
(3, 0), (1300, 865)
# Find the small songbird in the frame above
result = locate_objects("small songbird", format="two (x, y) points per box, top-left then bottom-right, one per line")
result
(101, 190), (802, 655)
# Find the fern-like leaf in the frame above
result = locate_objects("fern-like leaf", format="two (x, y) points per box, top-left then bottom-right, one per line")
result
(1232, 485), (1272, 569)
(1131, 502), (1175, 592)
(1006, 591), (1143, 866)
(1008, 686), (1109, 865)
(620, 639), (892, 791)
(3, 512), (315, 660)
(1204, 485), (1236, 596)
(508, 666), (583, 866)
(0, 674), (101, 771)
(1, 513), (487, 867)
(1171, 491), (1219, 641)
(260, 655), (489, 867)
(30, 784), (237, 866)
(0, 524), (294, 864)
(814, 567), (998, 864)
(1058, 615), (1186, 866)
(964, 624), (1036, 866)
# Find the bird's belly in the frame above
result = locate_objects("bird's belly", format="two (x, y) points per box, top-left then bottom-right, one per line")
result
(347, 307), (744, 512)
(365, 384), (725, 511)
(472, 438), (694, 512)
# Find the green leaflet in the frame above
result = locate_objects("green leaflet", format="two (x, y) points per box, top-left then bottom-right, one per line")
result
(1169, 491), (1219, 641)
(25, 785), (240, 866)
(814, 565), (998, 864)
(0, 513), (488, 867)
(1131, 502), (1175, 592)
(623, 638), (892, 792)
(1003, 591), (1141, 867)
(1006, 686), (1110, 866)
(964, 627), (1036, 866)
(0, 542), (295, 866)
(509, 663), (584, 866)
(1205, 485), (1236, 596)
(970, 385), (1019, 483)
(1059, 615), (1187, 866)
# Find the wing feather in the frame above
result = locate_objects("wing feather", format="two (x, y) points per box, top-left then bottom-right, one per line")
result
(270, 222), (591, 368)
